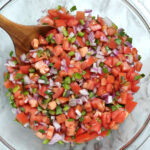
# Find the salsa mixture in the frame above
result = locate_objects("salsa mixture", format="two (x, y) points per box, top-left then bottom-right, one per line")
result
(4, 5), (144, 145)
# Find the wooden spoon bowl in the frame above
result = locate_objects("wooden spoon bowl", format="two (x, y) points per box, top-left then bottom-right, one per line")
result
(0, 14), (53, 61)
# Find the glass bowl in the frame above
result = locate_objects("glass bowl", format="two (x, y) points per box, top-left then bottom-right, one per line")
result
(0, 0), (150, 150)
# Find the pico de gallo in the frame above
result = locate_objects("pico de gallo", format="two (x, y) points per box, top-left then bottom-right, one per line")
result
(4, 5), (145, 145)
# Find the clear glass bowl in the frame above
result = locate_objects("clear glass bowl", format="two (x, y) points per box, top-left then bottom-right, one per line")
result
(0, 0), (150, 150)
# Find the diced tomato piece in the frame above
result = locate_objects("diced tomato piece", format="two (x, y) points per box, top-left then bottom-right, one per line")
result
(84, 102), (92, 113)
(63, 40), (70, 51)
(50, 56), (61, 69)
(31, 38), (39, 49)
(101, 78), (107, 86)
(111, 110), (126, 123)
(119, 72), (126, 82)
(106, 83), (113, 93)
(67, 19), (79, 26)
(119, 92), (128, 104)
(68, 108), (76, 119)
(100, 130), (109, 137)
(112, 57), (120, 67)
(76, 11), (85, 20)
(16, 112), (28, 125)
(97, 17), (105, 26)
(102, 112), (111, 129)
(46, 29), (58, 37)
(107, 75), (115, 84)
(40, 16), (54, 26)
(53, 45), (63, 56)
(117, 54), (126, 61)
(90, 24), (101, 31)
(124, 47), (131, 54)
(83, 70), (91, 79)
(88, 120), (101, 133)
(46, 126), (54, 140)
(39, 35), (48, 45)
(131, 83), (140, 92)
(125, 100), (137, 113)
(135, 61), (142, 72)
(4, 80), (14, 89)
(70, 82), (81, 94)
(95, 31), (105, 39)
(55, 19), (66, 27)
(83, 80), (95, 90)
(38, 85), (48, 97)
(104, 57), (113, 68)
(75, 132), (98, 143)
(48, 9), (58, 18)
(112, 67), (120, 77)
(58, 97), (69, 104)
(108, 39), (117, 49)
(76, 128), (86, 137)
(19, 65), (30, 74)
(57, 12), (74, 20)
(79, 47), (88, 57)
(81, 57), (95, 69)
(65, 136), (74, 142)
(76, 36), (85, 47)
(48, 101), (57, 110)
(114, 80), (119, 91)
(91, 98), (105, 112)
(53, 87), (64, 99)
(107, 27), (116, 36)
(121, 62), (130, 72)
(56, 114), (66, 124)
(55, 33), (63, 44)
(97, 86), (107, 96)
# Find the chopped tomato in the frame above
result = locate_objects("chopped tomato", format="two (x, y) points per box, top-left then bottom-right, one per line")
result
(63, 40), (70, 51)
(39, 35), (48, 45)
(76, 128), (86, 137)
(38, 85), (48, 97)
(67, 19), (79, 26)
(81, 57), (95, 69)
(55, 19), (66, 27)
(76, 11), (85, 20)
(108, 39), (117, 49)
(4, 80), (14, 89)
(53, 45), (63, 56)
(56, 114), (66, 124)
(55, 33), (63, 44)
(107, 75), (115, 84)
(19, 65), (30, 74)
(16, 112), (28, 125)
(58, 97), (69, 104)
(111, 110), (126, 123)
(53, 87), (64, 99)
(125, 100), (137, 113)
(91, 98), (105, 112)
(40, 16), (54, 26)
(68, 108), (76, 119)
(83, 80), (95, 90)
(70, 82), (81, 94)
(102, 112), (111, 129)
(135, 61), (142, 72)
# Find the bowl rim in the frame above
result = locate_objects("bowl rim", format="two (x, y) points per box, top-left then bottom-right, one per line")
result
(0, 0), (150, 150)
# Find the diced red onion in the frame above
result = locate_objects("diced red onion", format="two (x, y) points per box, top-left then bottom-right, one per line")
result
(77, 25), (84, 32)
(93, 87), (97, 94)
(84, 21), (89, 28)
(32, 53), (37, 58)
(113, 49), (119, 55)
(38, 79), (46, 84)
(5, 61), (16, 67)
(59, 10), (64, 14)
(50, 67), (57, 74)
(96, 46), (101, 52)
(101, 93), (109, 99)
(125, 41), (132, 48)
(24, 98), (29, 103)
(39, 84), (41, 89)
(45, 60), (50, 65)
(20, 53), (26, 62)
(81, 96), (88, 102)
(51, 116), (55, 120)
(69, 32), (75, 38)
(127, 55), (133, 64)
(86, 27), (91, 33)
(82, 37), (86, 43)
(108, 67), (111, 72)
(94, 110), (102, 117)
(100, 36), (109, 42)
(85, 9), (92, 13)
(75, 52), (82, 61)
(73, 26), (77, 34)
(24, 123), (29, 128)
(49, 78), (54, 87)
(48, 134), (64, 145)
(105, 95), (113, 104)
(76, 98), (83, 105)
(75, 109), (82, 117)
(90, 67), (98, 73)
(40, 122), (48, 127)
(88, 32), (95, 44)
(55, 82), (61, 88)
(24, 75), (32, 84)
(103, 28), (108, 35)
(96, 136), (103, 141)
(11, 108), (17, 114)
(53, 121), (61, 131)
(118, 28), (123, 33)
(57, 26), (64, 33)
(103, 17), (112, 27)
(69, 99), (77, 107)
(74, 40), (80, 46)
(9, 73), (14, 82)
(90, 42), (96, 46)
(80, 89), (89, 96)
(81, 124), (87, 131)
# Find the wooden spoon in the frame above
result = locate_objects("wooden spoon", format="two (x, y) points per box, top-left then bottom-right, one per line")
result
(0, 14), (53, 61)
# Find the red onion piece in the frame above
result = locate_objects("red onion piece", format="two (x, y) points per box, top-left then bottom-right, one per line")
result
(20, 53), (26, 62)
(100, 36), (109, 42)
(105, 95), (113, 104)
(113, 49), (119, 55)
(124, 41), (132, 48)
(88, 32), (95, 44)
(80, 89), (89, 96)
(85, 9), (92, 13)
(75, 52), (82, 61)
(48, 134), (64, 145)
(53, 121), (61, 131)
(69, 99), (77, 106)
(103, 17), (112, 27)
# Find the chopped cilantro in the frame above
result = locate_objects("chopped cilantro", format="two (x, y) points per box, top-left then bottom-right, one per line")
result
(70, 5), (77, 12)
(115, 39), (122, 45)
